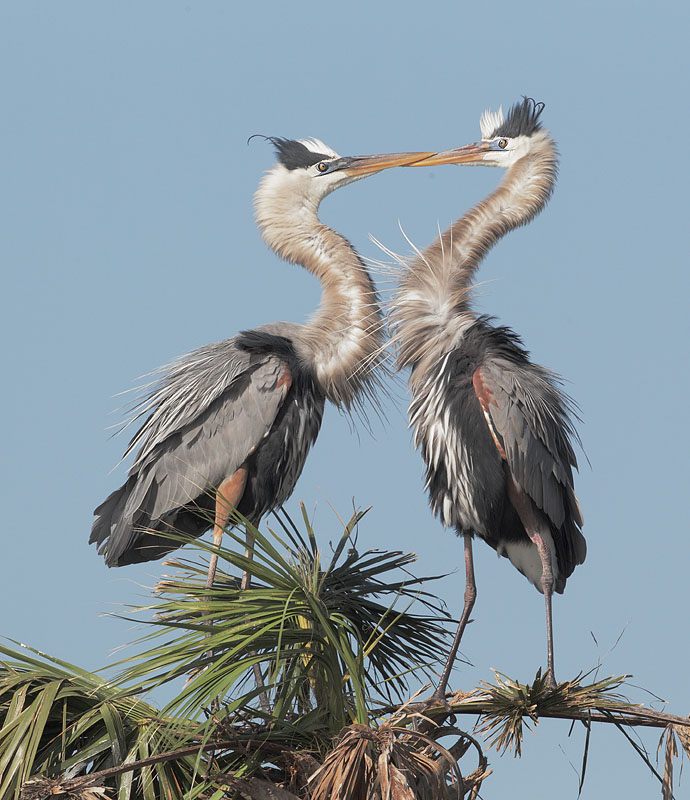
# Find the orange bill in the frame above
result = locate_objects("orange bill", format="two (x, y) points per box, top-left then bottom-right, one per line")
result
(329, 150), (438, 175)
(405, 142), (493, 167)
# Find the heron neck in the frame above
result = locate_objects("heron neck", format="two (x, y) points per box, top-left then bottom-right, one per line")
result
(257, 197), (384, 411)
(393, 138), (557, 372)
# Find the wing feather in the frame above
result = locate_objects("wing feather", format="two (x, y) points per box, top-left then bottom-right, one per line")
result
(473, 358), (585, 583)
(120, 337), (273, 469)
(91, 334), (295, 565)
(474, 359), (580, 527)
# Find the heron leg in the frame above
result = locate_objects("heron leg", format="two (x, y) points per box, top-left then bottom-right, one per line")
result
(432, 532), (476, 704)
(238, 523), (270, 713)
(203, 469), (270, 712)
(506, 476), (557, 688)
(240, 527), (255, 592)
(206, 468), (248, 589)
(527, 529), (556, 688)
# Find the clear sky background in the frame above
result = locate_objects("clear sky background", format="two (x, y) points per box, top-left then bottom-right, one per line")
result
(2, 1), (689, 796)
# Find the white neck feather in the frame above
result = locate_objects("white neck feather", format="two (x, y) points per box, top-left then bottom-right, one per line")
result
(254, 168), (384, 410)
(392, 134), (558, 381)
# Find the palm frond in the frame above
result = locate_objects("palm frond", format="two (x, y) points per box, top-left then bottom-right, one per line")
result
(474, 670), (629, 757)
(307, 719), (484, 800)
(0, 642), (199, 800)
(12, 497), (685, 799)
(113, 506), (451, 740)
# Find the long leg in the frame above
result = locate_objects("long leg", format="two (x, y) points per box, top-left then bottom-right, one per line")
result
(526, 528), (556, 687)
(240, 528), (255, 592)
(204, 470), (246, 714)
(433, 532), (476, 703)
(204, 469), (270, 711)
(238, 523), (270, 713)
(506, 476), (557, 687)
(205, 468), (248, 589)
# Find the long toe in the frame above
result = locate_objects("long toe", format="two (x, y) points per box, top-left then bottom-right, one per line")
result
(427, 687), (453, 712)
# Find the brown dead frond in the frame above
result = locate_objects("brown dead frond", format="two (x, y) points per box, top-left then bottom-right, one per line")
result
(308, 724), (375, 800)
(219, 776), (301, 800)
(20, 776), (110, 800)
(660, 725), (678, 800)
(672, 723), (690, 759)
(476, 670), (629, 757)
(423, 726), (491, 800)
(307, 718), (487, 800)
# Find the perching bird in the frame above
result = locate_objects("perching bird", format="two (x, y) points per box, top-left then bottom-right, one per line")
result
(392, 98), (585, 692)
(91, 138), (435, 588)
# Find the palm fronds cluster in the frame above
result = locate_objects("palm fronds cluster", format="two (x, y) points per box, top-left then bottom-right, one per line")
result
(115, 507), (451, 730)
(475, 669), (629, 756)
(0, 643), (198, 800)
(2, 507), (690, 799)
(2, 508), (475, 799)
(307, 718), (488, 800)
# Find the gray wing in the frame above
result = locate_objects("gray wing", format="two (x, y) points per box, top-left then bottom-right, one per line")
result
(92, 337), (292, 564)
(122, 337), (279, 471)
(473, 358), (585, 574)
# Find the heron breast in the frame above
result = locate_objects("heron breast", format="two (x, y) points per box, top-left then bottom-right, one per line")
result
(411, 364), (505, 537)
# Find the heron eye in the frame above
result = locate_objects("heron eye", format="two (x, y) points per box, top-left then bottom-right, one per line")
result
(316, 162), (329, 172)
(498, 138), (508, 149)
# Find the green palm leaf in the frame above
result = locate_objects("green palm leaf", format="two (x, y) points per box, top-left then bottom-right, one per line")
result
(114, 506), (451, 737)
(1, 505), (452, 797)
(0, 642), (200, 799)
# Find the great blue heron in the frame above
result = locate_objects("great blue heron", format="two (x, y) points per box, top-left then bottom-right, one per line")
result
(91, 138), (435, 589)
(392, 98), (586, 693)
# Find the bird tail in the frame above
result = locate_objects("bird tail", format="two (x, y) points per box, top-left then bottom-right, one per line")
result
(90, 475), (142, 566)
(91, 473), (215, 567)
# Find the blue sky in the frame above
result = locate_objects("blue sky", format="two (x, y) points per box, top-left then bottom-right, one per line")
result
(2, 1), (689, 796)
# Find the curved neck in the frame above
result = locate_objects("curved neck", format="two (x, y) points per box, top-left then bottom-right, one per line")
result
(393, 136), (558, 372)
(255, 186), (384, 411)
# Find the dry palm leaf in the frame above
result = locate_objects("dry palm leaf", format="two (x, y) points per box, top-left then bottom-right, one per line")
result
(20, 776), (110, 800)
(307, 719), (480, 800)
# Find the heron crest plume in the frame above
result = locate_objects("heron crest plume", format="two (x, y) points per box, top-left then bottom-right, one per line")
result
(270, 137), (339, 170)
(480, 96), (546, 140)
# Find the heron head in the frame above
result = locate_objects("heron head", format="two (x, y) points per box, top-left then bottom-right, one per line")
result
(255, 137), (435, 205)
(409, 97), (551, 169)
(253, 136), (436, 262)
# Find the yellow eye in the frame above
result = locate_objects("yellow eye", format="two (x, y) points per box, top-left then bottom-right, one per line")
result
(317, 162), (329, 172)
(498, 138), (508, 149)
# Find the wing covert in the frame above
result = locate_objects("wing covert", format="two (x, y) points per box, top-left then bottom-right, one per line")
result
(129, 354), (292, 518)
(92, 341), (296, 565)
(121, 336), (284, 470)
(473, 359), (582, 531)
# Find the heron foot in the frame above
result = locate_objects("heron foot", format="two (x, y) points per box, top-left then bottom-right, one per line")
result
(407, 689), (457, 734)
(428, 690), (454, 715)
(406, 685), (454, 716)
(545, 667), (557, 691)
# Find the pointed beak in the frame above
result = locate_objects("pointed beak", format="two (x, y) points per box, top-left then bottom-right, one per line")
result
(333, 150), (438, 175)
(405, 141), (492, 167)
